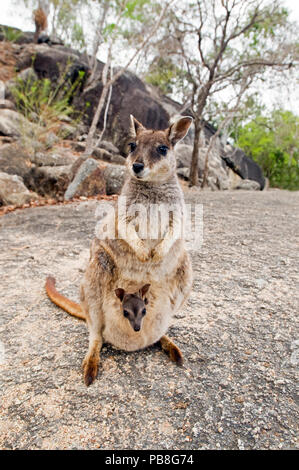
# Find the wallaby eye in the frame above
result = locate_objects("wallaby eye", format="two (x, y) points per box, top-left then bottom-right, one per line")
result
(157, 145), (168, 156)
(142, 308), (146, 316)
(129, 142), (137, 152)
(123, 310), (129, 318)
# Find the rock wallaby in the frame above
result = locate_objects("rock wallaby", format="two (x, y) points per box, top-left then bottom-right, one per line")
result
(46, 115), (193, 385)
(33, 8), (47, 43)
(115, 283), (150, 333)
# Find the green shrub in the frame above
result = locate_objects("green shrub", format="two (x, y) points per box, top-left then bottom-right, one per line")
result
(0, 26), (23, 43)
(10, 73), (83, 151)
(235, 110), (299, 190)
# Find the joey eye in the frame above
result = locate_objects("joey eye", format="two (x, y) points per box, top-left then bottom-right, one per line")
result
(141, 308), (146, 316)
(123, 310), (129, 318)
(157, 145), (168, 156)
(128, 142), (136, 152)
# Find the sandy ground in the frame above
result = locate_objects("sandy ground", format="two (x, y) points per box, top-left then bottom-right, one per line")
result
(0, 189), (298, 450)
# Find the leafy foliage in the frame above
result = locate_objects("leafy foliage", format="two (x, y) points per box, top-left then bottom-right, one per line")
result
(12, 74), (75, 120)
(10, 73), (81, 151)
(145, 58), (186, 95)
(0, 25), (23, 43)
(235, 110), (299, 190)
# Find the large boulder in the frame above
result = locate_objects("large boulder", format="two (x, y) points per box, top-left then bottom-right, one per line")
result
(0, 142), (81, 198)
(175, 143), (194, 169)
(67, 156), (126, 197)
(103, 163), (126, 195)
(64, 158), (106, 200)
(76, 68), (170, 153)
(0, 140), (77, 172)
(0, 109), (35, 138)
(175, 143), (230, 190)
(0, 143), (32, 179)
(30, 149), (77, 167)
(0, 171), (38, 206)
(24, 164), (72, 198)
(176, 167), (190, 180)
(17, 67), (38, 84)
(32, 45), (88, 83)
(236, 179), (261, 190)
(223, 147), (265, 190)
(0, 99), (16, 110)
(96, 140), (120, 155)
(92, 147), (126, 165)
(227, 168), (242, 189)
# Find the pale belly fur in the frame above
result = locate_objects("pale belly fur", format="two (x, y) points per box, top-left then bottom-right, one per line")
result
(97, 240), (189, 351)
(102, 282), (176, 351)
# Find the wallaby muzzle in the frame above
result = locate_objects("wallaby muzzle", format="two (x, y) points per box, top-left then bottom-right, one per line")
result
(132, 162), (144, 174)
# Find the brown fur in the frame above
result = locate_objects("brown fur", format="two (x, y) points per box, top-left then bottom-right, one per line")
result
(115, 284), (149, 332)
(33, 8), (47, 43)
(82, 339), (101, 386)
(46, 115), (193, 385)
(160, 335), (183, 366)
(45, 276), (85, 320)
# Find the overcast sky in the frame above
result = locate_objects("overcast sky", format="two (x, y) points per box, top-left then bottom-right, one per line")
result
(2, 1), (299, 33)
(1, 0), (298, 115)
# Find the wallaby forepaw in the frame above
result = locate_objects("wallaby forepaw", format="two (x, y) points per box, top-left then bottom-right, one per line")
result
(151, 248), (162, 263)
(135, 246), (150, 262)
(132, 239), (151, 262)
(137, 252), (150, 262)
(151, 243), (168, 263)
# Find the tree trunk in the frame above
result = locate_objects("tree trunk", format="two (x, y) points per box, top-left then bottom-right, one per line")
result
(84, 82), (110, 157)
(201, 146), (210, 188)
(189, 85), (211, 186)
(189, 119), (201, 186)
(84, 48), (112, 158)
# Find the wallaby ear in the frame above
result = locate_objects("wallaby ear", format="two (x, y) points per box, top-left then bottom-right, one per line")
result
(115, 288), (125, 302)
(139, 283), (150, 298)
(129, 114), (144, 138)
(168, 116), (193, 146)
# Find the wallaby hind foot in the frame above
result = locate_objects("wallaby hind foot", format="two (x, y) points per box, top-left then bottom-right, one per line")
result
(159, 335), (183, 366)
(82, 340), (101, 386)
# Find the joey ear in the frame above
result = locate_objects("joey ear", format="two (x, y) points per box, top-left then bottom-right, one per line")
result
(129, 114), (144, 138)
(168, 116), (193, 146)
(115, 288), (125, 302)
(139, 283), (150, 298)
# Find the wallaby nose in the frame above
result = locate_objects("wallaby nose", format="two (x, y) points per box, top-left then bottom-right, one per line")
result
(132, 162), (144, 174)
(134, 325), (140, 332)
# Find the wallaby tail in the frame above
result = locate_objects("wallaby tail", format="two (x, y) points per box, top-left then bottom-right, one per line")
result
(45, 276), (86, 321)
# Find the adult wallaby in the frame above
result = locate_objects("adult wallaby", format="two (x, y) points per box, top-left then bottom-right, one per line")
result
(46, 115), (193, 385)
(33, 7), (47, 43)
